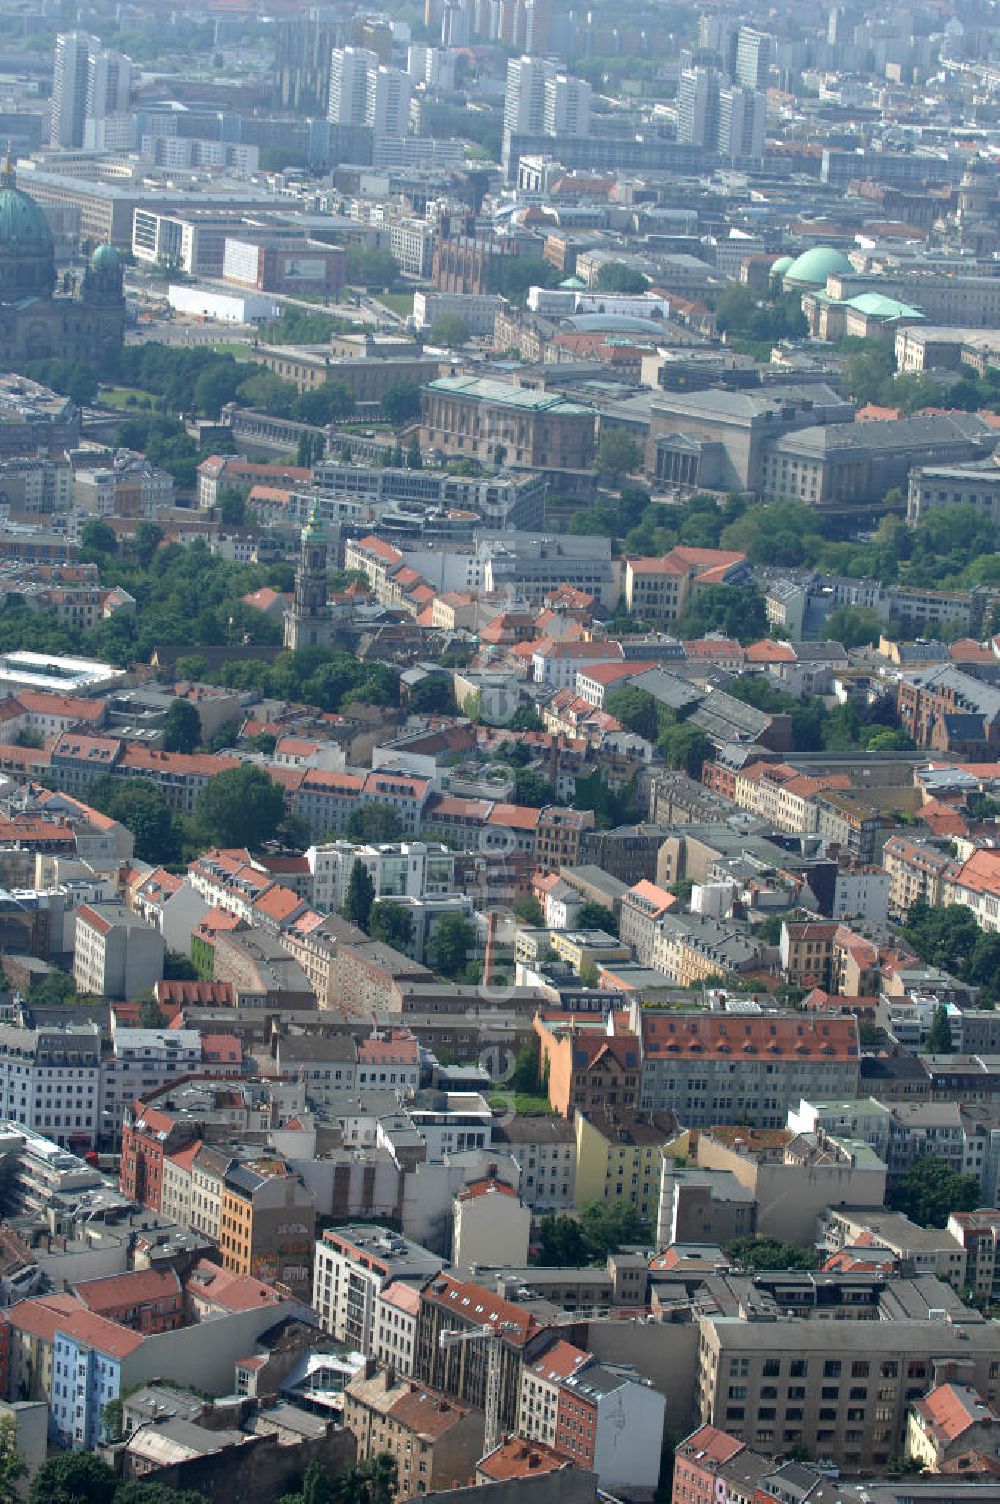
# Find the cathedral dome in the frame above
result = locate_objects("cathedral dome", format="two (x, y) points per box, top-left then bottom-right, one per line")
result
(0, 158), (56, 302)
(0, 174), (53, 252)
(91, 242), (121, 272)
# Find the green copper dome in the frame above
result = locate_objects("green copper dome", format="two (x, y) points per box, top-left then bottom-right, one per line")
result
(783, 246), (854, 286)
(0, 175), (53, 251)
(92, 242), (120, 271)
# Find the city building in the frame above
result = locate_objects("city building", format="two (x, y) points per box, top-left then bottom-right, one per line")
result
(313, 1226), (441, 1350)
(73, 904), (164, 1000)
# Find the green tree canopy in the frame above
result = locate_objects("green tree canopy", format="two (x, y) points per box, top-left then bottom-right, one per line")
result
(659, 723), (712, 778)
(89, 777), (180, 865)
(408, 675), (457, 716)
(576, 900), (617, 935)
(888, 1154), (981, 1227)
(380, 383), (422, 426)
(369, 900), (415, 952)
(427, 315), (470, 346)
(425, 913), (477, 979)
(596, 262), (650, 293)
(162, 698), (201, 754)
(724, 1235), (818, 1270)
(595, 428), (641, 481)
(513, 767), (557, 807)
(29, 1454), (117, 1504)
(342, 859), (375, 933)
(0, 1415), (25, 1504)
(194, 764), (285, 849)
(346, 804), (404, 842)
(924, 1004), (954, 1055)
(821, 604), (884, 648)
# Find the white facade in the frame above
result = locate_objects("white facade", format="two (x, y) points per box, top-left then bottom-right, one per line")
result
(413, 291), (499, 337)
(372, 1283), (420, 1376)
(367, 67), (411, 140)
(100, 1028), (201, 1133)
(831, 868), (890, 926)
(312, 1226), (440, 1350)
(452, 1184), (531, 1273)
(328, 47), (380, 124)
(166, 285), (279, 324)
(73, 905), (165, 1000)
(0, 1026), (101, 1147)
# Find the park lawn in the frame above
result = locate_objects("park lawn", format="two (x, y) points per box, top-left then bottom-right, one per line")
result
(100, 385), (157, 409)
(210, 342), (256, 358)
(490, 1092), (554, 1116)
(374, 291), (415, 316)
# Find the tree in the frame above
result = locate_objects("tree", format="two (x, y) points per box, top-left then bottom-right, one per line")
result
(369, 900), (415, 953)
(114, 1485), (207, 1504)
(81, 519), (117, 555)
(535, 1215), (590, 1266)
(675, 584), (767, 643)
(578, 1200), (651, 1258)
(659, 723), (712, 778)
(888, 1154), (981, 1228)
(138, 996), (167, 1028)
(513, 895), (544, 926)
(89, 777), (179, 865)
(724, 1235), (818, 1271)
(194, 764), (285, 849)
(902, 900), (980, 973)
(0, 1416), (24, 1504)
(605, 686), (658, 740)
(380, 383), (422, 426)
(924, 1004), (954, 1055)
(595, 428), (641, 481)
(511, 1041), (542, 1094)
(217, 487), (248, 526)
(576, 900), (617, 935)
(342, 860), (375, 933)
(193, 361), (243, 418)
(29, 1455), (117, 1504)
(513, 767), (556, 808)
(162, 698), (201, 754)
(425, 913), (477, 979)
(596, 262), (650, 294)
(346, 805), (404, 842)
(134, 522), (164, 568)
(345, 247), (400, 288)
(821, 604), (884, 649)
(428, 315), (470, 346)
(509, 704), (543, 732)
(408, 675), (457, 715)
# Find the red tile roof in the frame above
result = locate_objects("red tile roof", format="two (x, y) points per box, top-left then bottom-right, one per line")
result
(641, 1012), (858, 1060)
(424, 1275), (537, 1345)
(479, 1440), (569, 1481)
(74, 1267), (180, 1314)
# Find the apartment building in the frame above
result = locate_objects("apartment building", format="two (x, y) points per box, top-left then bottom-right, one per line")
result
(695, 1312), (1000, 1469)
(218, 1160), (316, 1299)
(414, 1274), (535, 1437)
(945, 848), (1000, 932)
(948, 1210), (1000, 1303)
(535, 808), (596, 869)
(491, 1117), (577, 1214)
(882, 835), (956, 920)
(0, 1025), (101, 1149)
(519, 1340), (592, 1448)
(373, 1281), (422, 1378)
(343, 1370), (486, 1496)
(313, 1226), (441, 1351)
(619, 880), (677, 967)
(624, 547), (749, 625)
(555, 1362), (665, 1492)
(650, 913), (760, 987)
(73, 904), (164, 999)
(535, 1017), (641, 1119)
(574, 1110), (677, 1220)
(638, 1011), (860, 1128)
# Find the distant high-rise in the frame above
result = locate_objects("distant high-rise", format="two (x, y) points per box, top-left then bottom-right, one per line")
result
(698, 14), (739, 78)
(328, 47), (411, 141)
(735, 26), (773, 91)
(441, 2), (471, 47)
(86, 49), (132, 125)
(275, 16), (347, 115)
(328, 46), (380, 124)
(504, 55), (590, 141)
(542, 72), (591, 136)
(677, 66), (721, 149)
(366, 65), (412, 139)
(718, 83), (766, 160)
(51, 32), (98, 148)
